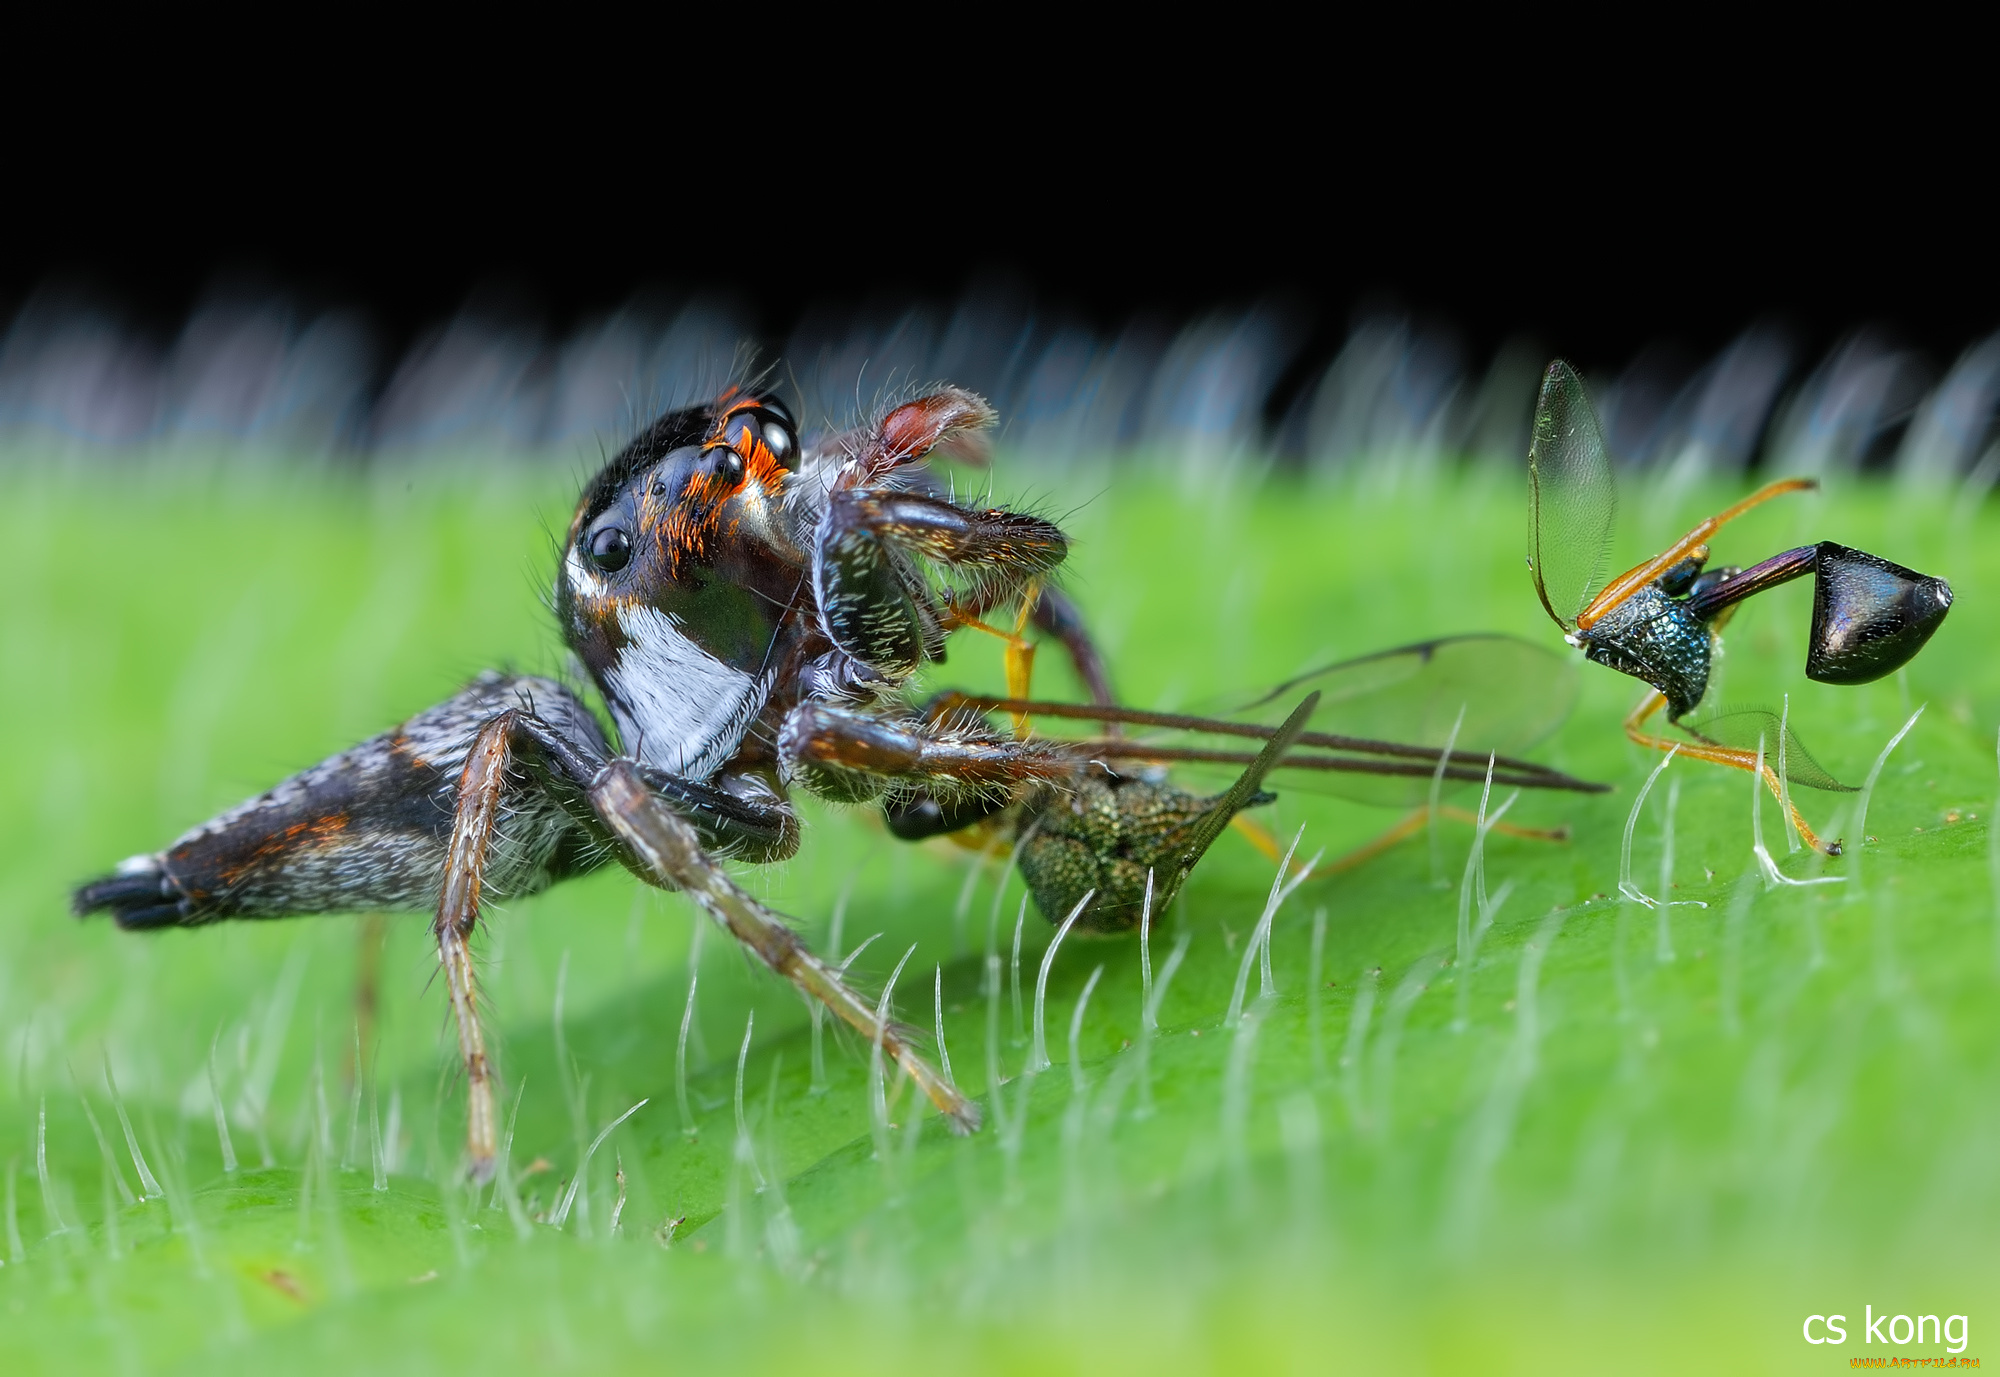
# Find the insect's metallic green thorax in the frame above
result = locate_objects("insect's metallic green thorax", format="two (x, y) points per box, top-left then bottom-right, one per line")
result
(1576, 584), (1712, 720)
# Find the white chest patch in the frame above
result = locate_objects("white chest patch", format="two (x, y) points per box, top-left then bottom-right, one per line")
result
(604, 604), (771, 781)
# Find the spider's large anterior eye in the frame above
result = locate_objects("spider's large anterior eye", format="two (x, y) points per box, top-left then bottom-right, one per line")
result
(587, 525), (632, 572)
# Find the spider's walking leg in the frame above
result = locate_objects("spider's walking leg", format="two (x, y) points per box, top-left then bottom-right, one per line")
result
(435, 708), (981, 1174)
(435, 715), (517, 1177)
(586, 762), (979, 1132)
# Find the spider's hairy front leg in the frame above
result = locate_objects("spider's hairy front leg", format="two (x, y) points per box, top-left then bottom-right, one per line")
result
(814, 488), (1070, 677)
(779, 701), (1073, 813)
(779, 700), (1078, 886)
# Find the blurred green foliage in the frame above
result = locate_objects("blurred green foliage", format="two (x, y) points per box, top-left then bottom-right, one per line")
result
(2, 453), (1997, 1374)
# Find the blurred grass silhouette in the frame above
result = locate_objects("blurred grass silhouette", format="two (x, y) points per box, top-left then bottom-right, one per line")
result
(2, 453), (1997, 1374)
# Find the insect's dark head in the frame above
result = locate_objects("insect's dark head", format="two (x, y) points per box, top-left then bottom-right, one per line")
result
(557, 391), (809, 707)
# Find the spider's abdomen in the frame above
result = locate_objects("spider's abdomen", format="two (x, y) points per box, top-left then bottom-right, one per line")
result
(73, 674), (609, 928)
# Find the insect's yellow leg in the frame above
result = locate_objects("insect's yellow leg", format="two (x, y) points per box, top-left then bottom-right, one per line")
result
(1434, 806), (1571, 843)
(1318, 810), (1435, 875)
(1782, 799), (1832, 854)
(1235, 796), (1569, 885)
(1623, 691), (1835, 853)
(941, 818), (1016, 857)
(1230, 813), (1313, 878)
(946, 587), (1041, 736)
(1623, 690), (1672, 742)
(1003, 580), (1040, 736)
(1239, 808), (1427, 878)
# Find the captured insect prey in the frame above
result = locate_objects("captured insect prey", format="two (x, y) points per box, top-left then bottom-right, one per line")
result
(1527, 360), (1954, 853)
(929, 632), (1609, 926)
(69, 384), (1322, 1175)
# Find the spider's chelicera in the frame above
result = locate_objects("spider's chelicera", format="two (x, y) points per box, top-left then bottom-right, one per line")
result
(73, 385), (1297, 1176)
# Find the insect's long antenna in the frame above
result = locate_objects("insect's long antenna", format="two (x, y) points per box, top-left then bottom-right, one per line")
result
(1074, 742), (1605, 794)
(943, 694), (1591, 787)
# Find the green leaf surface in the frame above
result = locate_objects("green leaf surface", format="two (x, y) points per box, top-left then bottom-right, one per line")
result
(3, 456), (1997, 1374)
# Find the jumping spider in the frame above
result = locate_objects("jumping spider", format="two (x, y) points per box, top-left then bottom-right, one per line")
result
(73, 385), (1303, 1176)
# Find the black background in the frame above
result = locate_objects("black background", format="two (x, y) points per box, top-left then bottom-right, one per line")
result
(7, 147), (1991, 382)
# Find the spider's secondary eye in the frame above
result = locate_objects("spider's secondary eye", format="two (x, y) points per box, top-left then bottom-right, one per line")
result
(762, 420), (794, 466)
(587, 525), (632, 572)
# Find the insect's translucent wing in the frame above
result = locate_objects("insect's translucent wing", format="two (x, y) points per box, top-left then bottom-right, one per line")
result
(1680, 710), (1856, 792)
(1527, 360), (1618, 631)
(1234, 634), (1582, 806)
(1246, 634), (1575, 752)
(942, 635), (1595, 808)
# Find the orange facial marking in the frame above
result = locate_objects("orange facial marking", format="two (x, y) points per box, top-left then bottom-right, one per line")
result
(659, 488), (716, 574)
(628, 398), (792, 575)
(704, 398), (790, 495)
(574, 394), (797, 581)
